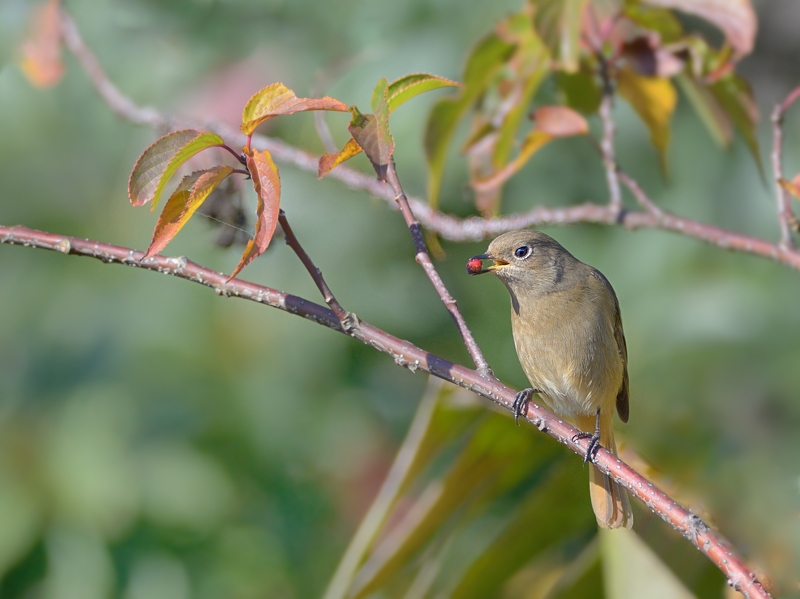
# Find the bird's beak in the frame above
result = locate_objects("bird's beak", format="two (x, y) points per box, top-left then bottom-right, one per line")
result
(467, 253), (509, 276)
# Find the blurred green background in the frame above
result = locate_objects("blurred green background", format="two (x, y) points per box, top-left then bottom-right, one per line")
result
(1, 0), (799, 597)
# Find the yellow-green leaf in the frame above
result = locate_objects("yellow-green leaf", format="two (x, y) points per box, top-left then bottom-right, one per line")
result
(240, 83), (348, 136)
(617, 67), (676, 173)
(709, 72), (762, 177)
(623, 5), (684, 43)
(492, 18), (549, 168)
(385, 73), (461, 113)
(229, 148), (281, 280)
(601, 528), (696, 599)
(128, 130), (225, 210)
(144, 166), (235, 259)
(531, 0), (591, 72)
(677, 74), (733, 147)
(555, 69), (602, 114)
(318, 138), (363, 178)
(424, 33), (515, 208)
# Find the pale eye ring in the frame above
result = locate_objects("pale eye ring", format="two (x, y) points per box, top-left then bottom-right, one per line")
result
(514, 245), (532, 259)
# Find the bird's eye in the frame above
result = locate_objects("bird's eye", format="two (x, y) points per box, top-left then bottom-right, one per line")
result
(514, 245), (532, 259)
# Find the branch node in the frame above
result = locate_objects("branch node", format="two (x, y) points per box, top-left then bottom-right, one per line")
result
(342, 311), (361, 334)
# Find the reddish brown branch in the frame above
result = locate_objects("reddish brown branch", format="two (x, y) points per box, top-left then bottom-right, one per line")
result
(277, 210), (352, 328)
(771, 86), (800, 247)
(0, 224), (772, 599)
(384, 160), (492, 375)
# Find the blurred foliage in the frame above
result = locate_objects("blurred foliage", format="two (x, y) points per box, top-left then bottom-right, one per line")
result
(1, 0), (800, 598)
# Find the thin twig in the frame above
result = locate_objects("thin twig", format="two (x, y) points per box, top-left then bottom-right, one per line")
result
(770, 85), (800, 248)
(0, 224), (773, 599)
(597, 55), (623, 214)
(385, 159), (492, 376)
(278, 210), (354, 330)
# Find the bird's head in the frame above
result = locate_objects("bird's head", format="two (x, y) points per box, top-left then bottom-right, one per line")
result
(467, 229), (577, 295)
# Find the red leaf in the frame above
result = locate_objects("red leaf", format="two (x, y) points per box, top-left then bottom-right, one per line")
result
(241, 83), (348, 136)
(144, 166), (234, 259)
(531, 106), (588, 136)
(19, 0), (64, 88)
(229, 149), (281, 280)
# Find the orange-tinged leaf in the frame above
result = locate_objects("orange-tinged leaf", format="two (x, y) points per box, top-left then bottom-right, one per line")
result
(144, 166), (234, 259)
(386, 73), (461, 113)
(318, 138), (363, 178)
(641, 0), (756, 58)
(129, 130), (225, 209)
(349, 81), (394, 181)
(473, 106), (586, 193)
(473, 130), (553, 192)
(240, 83), (348, 136)
(531, 0), (591, 72)
(18, 0), (64, 88)
(617, 66), (676, 173)
(532, 105), (588, 136)
(779, 177), (800, 201)
(229, 149), (281, 280)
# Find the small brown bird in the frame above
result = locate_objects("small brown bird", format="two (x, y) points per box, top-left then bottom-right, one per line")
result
(468, 229), (633, 529)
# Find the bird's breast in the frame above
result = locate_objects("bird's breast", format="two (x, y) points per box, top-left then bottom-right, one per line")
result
(509, 288), (622, 418)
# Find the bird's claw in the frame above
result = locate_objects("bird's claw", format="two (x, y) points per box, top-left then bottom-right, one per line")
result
(512, 388), (533, 426)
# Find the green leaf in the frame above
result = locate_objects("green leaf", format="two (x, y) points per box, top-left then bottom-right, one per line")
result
(450, 463), (596, 599)
(617, 67), (677, 174)
(623, 5), (684, 43)
(531, 0), (591, 72)
(128, 130), (225, 210)
(555, 69), (603, 114)
(144, 166), (235, 259)
(349, 83), (394, 181)
(424, 33), (515, 208)
(709, 73), (763, 178)
(348, 413), (560, 599)
(241, 82), (348, 136)
(492, 14), (550, 168)
(229, 148), (281, 280)
(601, 528), (696, 599)
(676, 74), (732, 147)
(385, 73), (461, 113)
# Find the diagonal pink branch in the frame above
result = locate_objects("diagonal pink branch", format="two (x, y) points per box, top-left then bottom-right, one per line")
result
(0, 224), (772, 599)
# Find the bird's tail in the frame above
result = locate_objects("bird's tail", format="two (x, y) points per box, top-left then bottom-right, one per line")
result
(575, 413), (633, 529)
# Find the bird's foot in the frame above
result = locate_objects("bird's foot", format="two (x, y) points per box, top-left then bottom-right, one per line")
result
(572, 431), (602, 465)
(512, 388), (538, 426)
(572, 408), (602, 465)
